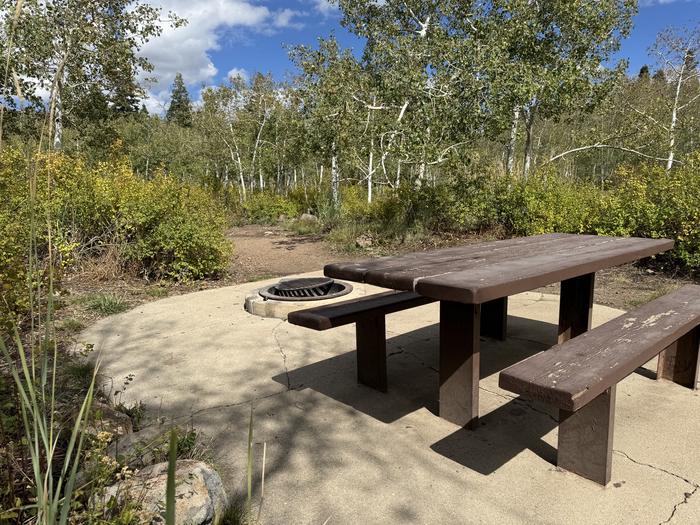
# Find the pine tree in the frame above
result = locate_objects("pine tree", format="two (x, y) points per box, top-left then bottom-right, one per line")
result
(638, 65), (650, 80)
(166, 73), (192, 127)
(652, 69), (667, 83)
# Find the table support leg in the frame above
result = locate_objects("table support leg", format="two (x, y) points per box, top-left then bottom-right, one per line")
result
(356, 317), (387, 392)
(558, 273), (595, 344)
(481, 297), (508, 341)
(558, 386), (616, 486)
(439, 301), (480, 429)
(657, 327), (700, 390)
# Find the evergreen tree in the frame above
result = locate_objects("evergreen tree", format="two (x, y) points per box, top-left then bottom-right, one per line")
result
(638, 65), (650, 80)
(653, 69), (667, 82)
(166, 73), (192, 127)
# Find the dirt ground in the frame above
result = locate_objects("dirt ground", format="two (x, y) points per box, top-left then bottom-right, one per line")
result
(56, 225), (695, 333)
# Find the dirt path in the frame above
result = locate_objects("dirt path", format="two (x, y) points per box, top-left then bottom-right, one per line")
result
(227, 225), (356, 282)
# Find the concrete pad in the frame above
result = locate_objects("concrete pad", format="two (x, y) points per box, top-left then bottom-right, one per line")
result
(80, 272), (700, 524)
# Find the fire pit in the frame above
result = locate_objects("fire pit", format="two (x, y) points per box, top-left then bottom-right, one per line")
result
(258, 277), (352, 301)
(245, 275), (356, 320)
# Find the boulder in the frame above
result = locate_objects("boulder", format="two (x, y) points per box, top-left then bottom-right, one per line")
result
(299, 213), (318, 223)
(102, 460), (227, 525)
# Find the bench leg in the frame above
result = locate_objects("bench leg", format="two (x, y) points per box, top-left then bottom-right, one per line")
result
(657, 327), (700, 390)
(558, 386), (616, 486)
(439, 301), (481, 429)
(558, 273), (595, 344)
(356, 317), (387, 392)
(481, 297), (508, 341)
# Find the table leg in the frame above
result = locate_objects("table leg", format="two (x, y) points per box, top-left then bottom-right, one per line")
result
(356, 317), (387, 392)
(558, 386), (616, 486)
(558, 273), (595, 344)
(481, 297), (508, 341)
(657, 326), (700, 390)
(439, 301), (480, 429)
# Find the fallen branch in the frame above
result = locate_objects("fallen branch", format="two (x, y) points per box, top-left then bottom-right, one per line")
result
(547, 144), (683, 165)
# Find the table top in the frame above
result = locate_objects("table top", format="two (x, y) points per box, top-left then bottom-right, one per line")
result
(324, 234), (674, 304)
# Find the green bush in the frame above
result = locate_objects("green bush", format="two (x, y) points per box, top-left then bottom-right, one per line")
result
(0, 148), (232, 330)
(498, 169), (601, 236)
(241, 191), (300, 224)
(596, 157), (700, 270)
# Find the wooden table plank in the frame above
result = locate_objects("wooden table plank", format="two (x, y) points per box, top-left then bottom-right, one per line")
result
(415, 236), (673, 303)
(499, 285), (700, 412)
(326, 234), (673, 304)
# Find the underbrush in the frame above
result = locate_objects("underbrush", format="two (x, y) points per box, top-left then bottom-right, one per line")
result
(0, 147), (232, 330)
(231, 157), (700, 275)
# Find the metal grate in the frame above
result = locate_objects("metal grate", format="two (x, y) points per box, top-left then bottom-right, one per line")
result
(259, 277), (352, 302)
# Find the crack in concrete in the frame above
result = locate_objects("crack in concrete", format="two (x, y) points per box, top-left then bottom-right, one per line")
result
(272, 321), (292, 390)
(613, 450), (699, 524)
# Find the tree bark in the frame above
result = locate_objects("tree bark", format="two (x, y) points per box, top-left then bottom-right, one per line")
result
(506, 106), (519, 175)
(331, 141), (339, 207)
(522, 106), (536, 180)
(666, 52), (687, 174)
(367, 138), (374, 203)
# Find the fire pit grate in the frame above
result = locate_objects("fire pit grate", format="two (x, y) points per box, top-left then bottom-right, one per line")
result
(259, 277), (352, 301)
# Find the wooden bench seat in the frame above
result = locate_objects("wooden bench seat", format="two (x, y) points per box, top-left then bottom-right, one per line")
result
(499, 284), (700, 485)
(288, 291), (508, 392)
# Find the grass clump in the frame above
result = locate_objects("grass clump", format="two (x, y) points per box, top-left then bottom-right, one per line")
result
(79, 293), (129, 316)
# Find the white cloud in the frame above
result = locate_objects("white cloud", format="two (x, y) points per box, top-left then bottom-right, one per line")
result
(312, 0), (338, 16)
(639, 0), (697, 5)
(139, 1), (304, 112)
(227, 67), (250, 82)
(273, 8), (304, 29)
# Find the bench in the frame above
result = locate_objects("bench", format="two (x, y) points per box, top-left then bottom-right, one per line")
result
(288, 291), (508, 392)
(499, 284), (700, 485)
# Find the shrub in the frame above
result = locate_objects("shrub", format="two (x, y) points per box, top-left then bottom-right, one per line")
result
(0, 148), (232, 329)
(241, 191), (300, 224)
(596, 157), (700, 271)
(497, 169), (602, 236)
(0, 148), (31, 332)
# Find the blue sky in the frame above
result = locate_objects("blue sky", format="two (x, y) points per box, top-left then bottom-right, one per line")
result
(141, 0), (700, 111)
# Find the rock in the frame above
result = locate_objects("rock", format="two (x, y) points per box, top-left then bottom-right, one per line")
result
(85, 401), (133, 438)
(299, 213), (318, 223)
(355, 234), (373, 249)
(102, 460), (227, 525)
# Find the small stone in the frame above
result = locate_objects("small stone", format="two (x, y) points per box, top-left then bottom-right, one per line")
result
(299, 213), (318, 223)
(356, 234), (373, 248)
(101, 460), (228, 525)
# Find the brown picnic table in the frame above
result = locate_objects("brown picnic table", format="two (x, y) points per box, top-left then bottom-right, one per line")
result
(324, 233), (674, 429)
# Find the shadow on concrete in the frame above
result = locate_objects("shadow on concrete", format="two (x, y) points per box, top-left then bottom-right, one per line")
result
(431, 397), (559, 474)
(274, 314), (557, 420)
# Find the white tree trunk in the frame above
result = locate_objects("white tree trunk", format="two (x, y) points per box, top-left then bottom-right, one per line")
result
(367, 138), (374, 203)
(522, 106), (536, 180)
(331, 141), (339, 207)
(666, 57), (686, 174)
(506, 106), (519, 175)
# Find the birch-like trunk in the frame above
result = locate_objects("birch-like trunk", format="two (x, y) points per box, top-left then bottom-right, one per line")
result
(666, 56), (686, 174)
(522, 106), (536, 180)
(331, 141), (339, 207)
(367, 138), (374, 203)
(506, 106), (519, 175)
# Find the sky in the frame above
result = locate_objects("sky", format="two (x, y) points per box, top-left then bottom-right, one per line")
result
(140, 0), (700, 113)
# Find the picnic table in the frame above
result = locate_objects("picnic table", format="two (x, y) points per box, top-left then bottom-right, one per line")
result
(324, 233), (673, 429)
